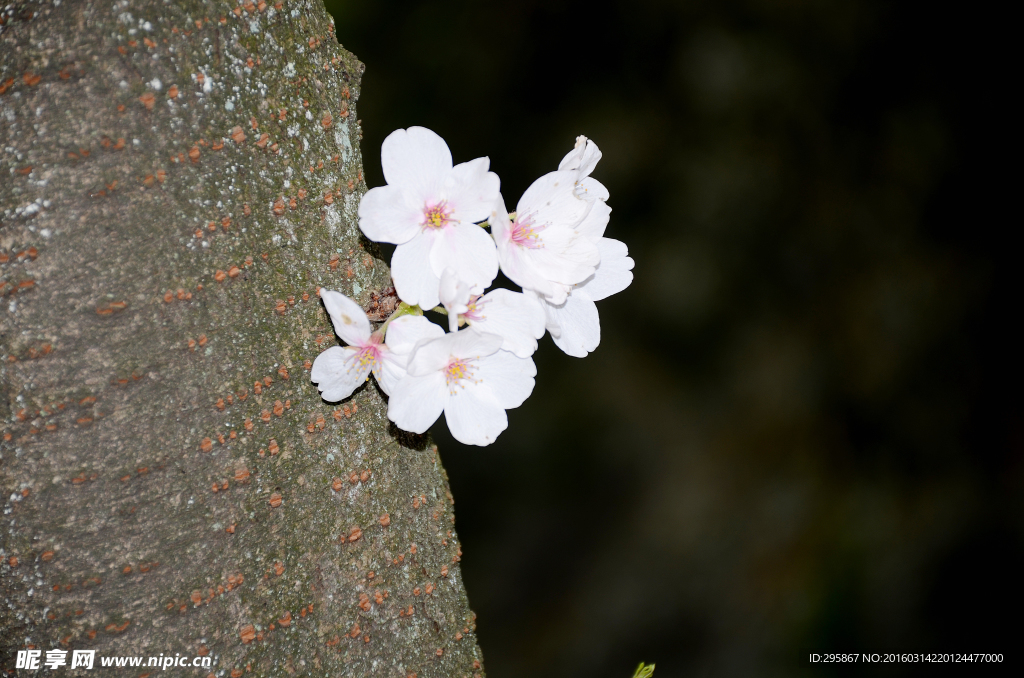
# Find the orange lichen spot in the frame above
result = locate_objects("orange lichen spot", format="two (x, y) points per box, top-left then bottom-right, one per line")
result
(272, 198), (286, 216)
(348, 526), (362, 542)
(8, 556), (19, 567)
(411, 544), (418, 555)
(441, 565), (449, 577)
(273, 400), (284, 416)
(215, 398), (225, 411)
(412, 497), (420, 509)
(230, 126), (246, 144)
(143, 37), (156, 48)
(214, 269), (227, 283)
(105, 620), (130, 634)
(76, 417), (93, 427)
(23, 72), (42, 86)
(305, 359), (314, 371)
(328, 253), (340, 271)
(321, 112), (333, 130)
(234, 467), (250, 482)
(221, 216), (232, 230)
(139, 92), (156, 110)
(349, 472), (359, 485)
(226, 524), (236, 534)
(244, 418), (254, 431)
(163, 290), (175, 303)
(269, 492), (282, 508)
(198, 334), (208, 347)
(190, 590), (203, 606)
(278, 366), (289, 380)
(330, 477), (344, 492)
(268, 439), (279, 455)
(360, 470), (370, 482)
(277, 610), (292, 627)
(41, 550), (54, 562)
(425, 583), (434, 595)
(217, 433), (225, 445)
(358, 593), (371, 611)
(256, 133), (270, 149)
(200, 438), (213, 453)
(188, 338), (197, 351)
(168, 84), (179, 98)
(156, 169), (167, 183)
(254, 382), (263, 395)
(240, 624), (256, 644)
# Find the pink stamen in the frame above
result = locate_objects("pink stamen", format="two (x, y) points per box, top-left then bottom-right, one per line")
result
(509, 215), (545, 249)
(422, 201), (453, 230)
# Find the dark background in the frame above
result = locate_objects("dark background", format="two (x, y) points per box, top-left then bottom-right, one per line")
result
(323, 1), (1019, 675)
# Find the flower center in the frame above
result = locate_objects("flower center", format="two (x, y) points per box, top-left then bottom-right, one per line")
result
(354, 344), (381, 370)
(444, 356), (479, 391)
(509, 214), (545, 249)
(462, 295), (485, 323)
(422, 201), (453, 230)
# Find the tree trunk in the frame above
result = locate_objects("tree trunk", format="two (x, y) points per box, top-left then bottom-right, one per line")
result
(1, 2), (483, 676)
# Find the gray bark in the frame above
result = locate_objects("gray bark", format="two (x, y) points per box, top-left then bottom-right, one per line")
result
(0, 1), (483, 676)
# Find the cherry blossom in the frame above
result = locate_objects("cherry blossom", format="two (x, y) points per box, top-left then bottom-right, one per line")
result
(311, 290), (443, 401)
(532, 237), (634, 357)
(490, 173), (600, 304)
(439, 269), (546, 358)
(388, 328), (536, 446)
(358, 127), (500, 309)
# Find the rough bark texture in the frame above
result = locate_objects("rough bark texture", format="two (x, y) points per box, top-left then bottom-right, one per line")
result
(0, 1), (483, 676)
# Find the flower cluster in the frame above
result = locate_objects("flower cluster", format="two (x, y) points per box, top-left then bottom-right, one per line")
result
(312, 127), (633, 445)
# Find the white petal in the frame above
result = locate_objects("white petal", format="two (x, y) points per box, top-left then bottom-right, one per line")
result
(429, 223), (499, 294)
(467, 289), (545, 358)
(384, 315), (445, 357)
(575, 176), (609, 203)
(476, 349), (536, 409)
(577, 199), (611, 242)
(548, 292), (600, 358)
(358, 184), (423, 244)
(392, 232), (441, 309)
(523, 224), (599, 286)
(526, 289), (562, 338)
(381, 127), (452, 201)
(516, 170), (588, 231)
(444, 380), (508, 446)
(438, 268), (473, 317)
(578, 237), (634, 301)
(320, 290), (371, 346)
(557, 135), (589, 171)
(311, 346), (373, 401)
(388, 372), (447, 434)
(374, 351), (406, 396)
(558, 136), (602, 178)
(445, 157), (501, 225)
(407, 328), (503, 377)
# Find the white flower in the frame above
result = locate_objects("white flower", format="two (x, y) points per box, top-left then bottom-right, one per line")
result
(388, 328), (536, 446)
(490, 173), (600, 305)
(311, 290), (443, 400)
(532, 237), (634, 357)
(439, 269), (546, 358)
(358, 127), (500, 309)
(558, 135), (609, 203)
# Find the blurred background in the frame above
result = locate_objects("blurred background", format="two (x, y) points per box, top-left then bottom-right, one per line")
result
(324, 1), (1018, 675)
